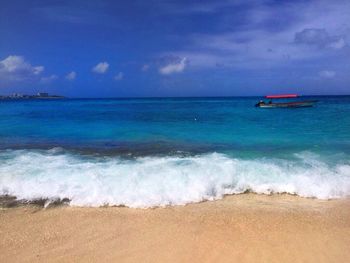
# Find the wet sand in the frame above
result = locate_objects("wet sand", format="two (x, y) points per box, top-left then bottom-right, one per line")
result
(1, 194), (350, 263)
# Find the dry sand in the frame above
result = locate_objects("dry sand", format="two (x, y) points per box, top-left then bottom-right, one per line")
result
(1, 194), (350, 263)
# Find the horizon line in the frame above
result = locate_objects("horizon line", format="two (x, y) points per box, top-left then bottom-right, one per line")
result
(2, 94), (350, 99)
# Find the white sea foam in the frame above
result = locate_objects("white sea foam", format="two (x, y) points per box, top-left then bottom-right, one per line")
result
(0, 150), (350, 208)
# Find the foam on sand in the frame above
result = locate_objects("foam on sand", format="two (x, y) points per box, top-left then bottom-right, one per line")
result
(0, 149), (349, 208)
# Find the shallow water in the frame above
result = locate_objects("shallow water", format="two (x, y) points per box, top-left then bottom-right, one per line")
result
(1, 96), (350, 207)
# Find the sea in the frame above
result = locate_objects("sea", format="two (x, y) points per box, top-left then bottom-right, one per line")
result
(1, 96), (350, 208)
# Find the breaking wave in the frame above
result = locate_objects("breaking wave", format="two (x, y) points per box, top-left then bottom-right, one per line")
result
(0, 149), (350, 208)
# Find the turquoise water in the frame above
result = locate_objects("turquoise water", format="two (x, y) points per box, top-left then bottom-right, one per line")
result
(1, 96), (349, 156)
(0, 96), (350, 207)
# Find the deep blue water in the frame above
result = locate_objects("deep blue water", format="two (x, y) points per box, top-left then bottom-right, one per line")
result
(1, 96), (350, 206)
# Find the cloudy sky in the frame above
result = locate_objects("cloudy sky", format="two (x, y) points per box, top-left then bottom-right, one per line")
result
(0, 0), (349, 97)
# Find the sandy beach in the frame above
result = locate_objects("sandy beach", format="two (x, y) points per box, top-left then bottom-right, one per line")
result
(1, 194), (349, 263)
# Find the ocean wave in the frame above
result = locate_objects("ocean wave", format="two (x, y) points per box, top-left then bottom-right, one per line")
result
(0, 149), (350, 208)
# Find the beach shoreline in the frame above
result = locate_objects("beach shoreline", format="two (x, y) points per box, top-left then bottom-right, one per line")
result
(1, 194), (349, 263)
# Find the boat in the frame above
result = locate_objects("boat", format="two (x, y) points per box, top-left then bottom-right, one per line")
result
(255, 94), (317, 108)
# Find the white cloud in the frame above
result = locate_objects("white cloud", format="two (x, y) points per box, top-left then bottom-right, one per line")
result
(114, 72), (123, 80)
(295, 28), (346, 50)
(0, 55), (44, 82)
(142, 64), (150, 72)
(319, 70), (336, 78)
(65, 71), (76, 80)
(159, 57), (187, 75)
(92, 62), (109, 74)
(161, 1), (350, 70)
(40, 74), (58, 83)
(328, 38), (346, 49)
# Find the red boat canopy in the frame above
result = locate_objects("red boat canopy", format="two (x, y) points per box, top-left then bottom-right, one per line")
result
(265, 94), (298, 99)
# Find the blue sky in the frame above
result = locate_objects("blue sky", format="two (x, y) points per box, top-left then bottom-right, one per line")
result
(0, 0), (349, 97)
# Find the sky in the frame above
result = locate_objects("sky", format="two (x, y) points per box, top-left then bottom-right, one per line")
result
(0, 0), (350, 97)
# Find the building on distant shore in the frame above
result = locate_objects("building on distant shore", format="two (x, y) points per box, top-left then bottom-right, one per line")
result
(37, 92), (49, 97)
(11, 93), (23, 98)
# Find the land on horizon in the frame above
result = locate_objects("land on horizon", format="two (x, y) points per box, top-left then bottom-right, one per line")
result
(0, 92), (65, 100)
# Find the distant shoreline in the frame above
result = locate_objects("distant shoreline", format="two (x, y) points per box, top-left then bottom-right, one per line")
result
(0, 95), (66, 100)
